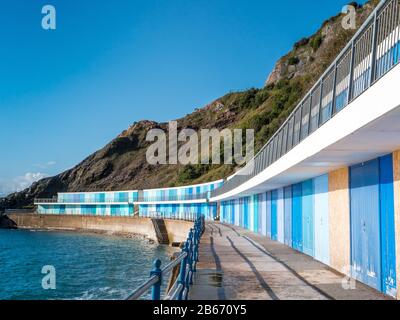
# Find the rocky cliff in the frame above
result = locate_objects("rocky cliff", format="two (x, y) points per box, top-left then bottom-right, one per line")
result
(0, 1), (379, 209)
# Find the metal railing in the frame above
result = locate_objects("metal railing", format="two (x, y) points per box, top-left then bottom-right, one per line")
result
(140, 211), (201, 222)
(126, 216), (205, 300)
(34, 197), (58, 203)
(138, 192), (209, 202)
(34, 198), (133, 204)
(35, 193), (210, 204)
(211, 0), (400, 198)
(4, 209), (34, 214)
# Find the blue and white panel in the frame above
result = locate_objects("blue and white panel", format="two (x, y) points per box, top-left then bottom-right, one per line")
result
(105, 192), (114, 203)
(260, 193), (267, 236)
(375, 16), (400, 80)
(292, 183), (303, 252)
(313, 174), (330, 265)
(97, 205), (107, 216)
(257, 193), (263, 235)
(129, 192), (138, 202)
(139, 203), (217, 220)
(178, 204), (185, 220)
(243, 197), (249, 229)
(350, 159), (381, 291)
(143, 180), (223, 201)
(253, 195), (259, 234)
(277, 188), (285, 244)
(238, 199), (243, 228)
(39, 203), (135, 216)
(266, 192), (272, 238)
(177, 187), (185, 201)
(302, 180), (315, 257)
(228, 200), (233, 225)
(284, 186), (292, 247)
(224, 201), (230, 224)
(221, 202), (227, 223)
(271, 190), (278, 241)
(379, 154), (397, 297)
(234, 199), (240, 227)
(249, 196), (255, 232)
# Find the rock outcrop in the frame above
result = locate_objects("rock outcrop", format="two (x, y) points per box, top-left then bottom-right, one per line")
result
(265, 1), (378, 87)
(0, 215), (17, 229)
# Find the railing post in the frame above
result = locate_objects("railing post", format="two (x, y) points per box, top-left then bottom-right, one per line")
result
(331, 62), (338, 117)
(192, 224), (199, 272)
(178, 242), (189, 300)
(347, 40), (355, 104)
(369, 11), (378, 85)
(307, 95), (312, 137)
(189, 229), (195, 285)
(185, 230), (194, 287)
(183, 243), (192, 299)
(193, 237), (199, 272)
(150, 259), (162, 300)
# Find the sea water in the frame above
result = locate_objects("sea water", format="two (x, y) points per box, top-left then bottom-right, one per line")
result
(0, 229), (176, 300)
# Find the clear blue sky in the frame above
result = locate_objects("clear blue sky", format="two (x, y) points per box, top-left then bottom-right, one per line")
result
(0, 0), (367, 195)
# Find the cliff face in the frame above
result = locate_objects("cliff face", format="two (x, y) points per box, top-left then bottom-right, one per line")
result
(265, 1), (378, 86)
(1, 1), (379, 209)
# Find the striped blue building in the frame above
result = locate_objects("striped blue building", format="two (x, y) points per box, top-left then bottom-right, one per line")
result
(37, 191), (139, 216)
(36, 180), (223, 221)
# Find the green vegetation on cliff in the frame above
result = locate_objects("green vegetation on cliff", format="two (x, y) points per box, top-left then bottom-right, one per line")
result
(1, 0), (379, 208)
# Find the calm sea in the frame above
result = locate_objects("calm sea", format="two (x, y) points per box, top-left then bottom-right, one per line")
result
(0, 229), (176, 300)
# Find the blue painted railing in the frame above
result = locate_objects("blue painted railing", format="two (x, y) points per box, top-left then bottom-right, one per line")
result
(126, 216), (205, 300)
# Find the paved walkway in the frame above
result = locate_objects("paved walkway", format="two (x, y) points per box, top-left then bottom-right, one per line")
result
(189, 222), (390, 300)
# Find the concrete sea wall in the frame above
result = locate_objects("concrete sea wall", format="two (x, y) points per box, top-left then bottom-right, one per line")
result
(8, 213), (193, 244)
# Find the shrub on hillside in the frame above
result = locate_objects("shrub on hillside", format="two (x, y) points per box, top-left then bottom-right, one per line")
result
(294, 37), (310, 49)
(310, 34), (323, 52)
(288, 56), (300, 65)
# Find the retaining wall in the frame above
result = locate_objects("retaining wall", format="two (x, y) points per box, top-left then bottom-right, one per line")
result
(8, 214), (193, 244)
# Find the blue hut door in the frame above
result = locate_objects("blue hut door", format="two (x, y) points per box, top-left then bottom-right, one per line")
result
(271, 190), (278, 241)
(379, 154), (397, 297)
(292, 183), (302, 251)
(350, 159), (381, 291)
(277, 188), (285, 244)
(284, 186), (292, 247)
(266, 192), (272, 238)
(261, 193), (267, 236)
(235, 200), (240, 227)
(313, 175), (330, 265)
(302, 180), (314, 257)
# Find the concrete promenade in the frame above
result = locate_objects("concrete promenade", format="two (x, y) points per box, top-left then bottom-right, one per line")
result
(189, 222), (391, 300)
